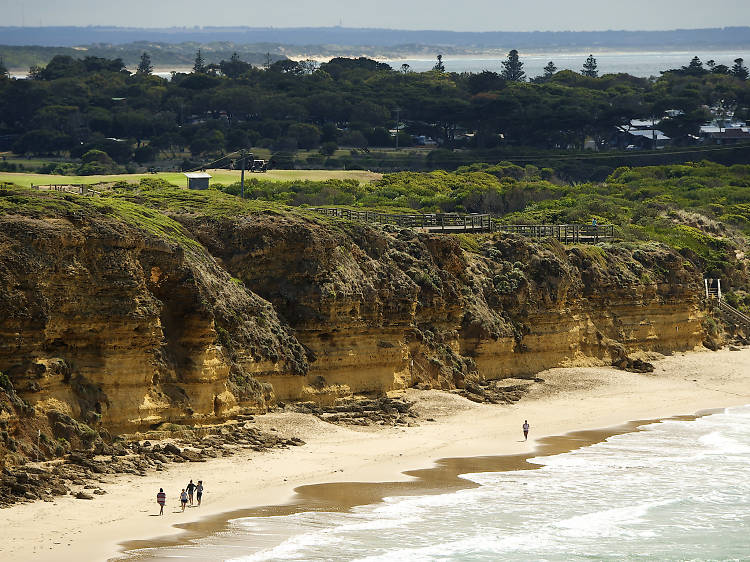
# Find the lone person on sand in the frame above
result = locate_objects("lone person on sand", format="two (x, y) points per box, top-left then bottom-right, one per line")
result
(157, 488), (166, 515)
(186, 479), (197, 505)
(196, 480), (204, 506)
(180, 489), (188, 512)
(523, 420), (530, 441)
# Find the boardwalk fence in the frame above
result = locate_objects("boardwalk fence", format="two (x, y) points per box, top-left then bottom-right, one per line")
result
(308, 207), (614, 242)
(308, 207), (493, 232)
(495, 223), (614, 243)
(31, 184), (100, 196)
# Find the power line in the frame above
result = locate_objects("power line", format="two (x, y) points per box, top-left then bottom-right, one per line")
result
(184, 150), (243, 174)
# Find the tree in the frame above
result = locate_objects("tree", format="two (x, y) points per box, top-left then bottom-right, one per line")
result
(732, 58), (749, 80)
(581, 55), (598, 78)
(193, 49), (206, 74)
(287, 123), (321, 149)
(219, 52), (251, 78)
(400, 63), (411, 73)
(682, 56), (705, 75)
(319, 141), (338, 156)
(501, 50), (525, 82)
(0, 57), (8, 79)
(531, 61), (558, 82)
(433, 54), (445, 73)
(136, 52), (153, 76)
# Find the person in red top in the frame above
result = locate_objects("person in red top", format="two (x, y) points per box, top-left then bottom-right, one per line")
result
(156, 488), (166, 515)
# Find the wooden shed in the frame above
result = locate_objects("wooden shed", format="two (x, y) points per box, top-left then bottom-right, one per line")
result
(184, 172), (212, 190)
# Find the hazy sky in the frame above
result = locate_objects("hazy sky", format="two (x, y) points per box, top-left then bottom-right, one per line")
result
(5, 0), (750, 31)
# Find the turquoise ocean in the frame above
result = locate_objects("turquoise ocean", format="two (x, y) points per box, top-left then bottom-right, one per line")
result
(132, 404), (750, 561)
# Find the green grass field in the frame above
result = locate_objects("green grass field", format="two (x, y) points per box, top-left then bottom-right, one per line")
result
(0, 169), (383, 188)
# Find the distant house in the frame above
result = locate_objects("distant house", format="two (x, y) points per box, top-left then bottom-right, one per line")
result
(184, 172), (211, 190)
(627, 129), (671, 149)
(612, 119), (672, 149)
(708, 129), (750, 144)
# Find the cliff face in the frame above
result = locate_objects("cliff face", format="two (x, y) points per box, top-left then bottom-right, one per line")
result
(0, 205), (705, 465)
(0, 213), (306, 454)
(183, 214), (704, 399)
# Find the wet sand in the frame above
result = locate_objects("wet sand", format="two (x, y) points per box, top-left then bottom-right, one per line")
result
(120, 411), (719, 560)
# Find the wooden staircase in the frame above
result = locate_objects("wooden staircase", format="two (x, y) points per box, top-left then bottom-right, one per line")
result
(717, 299), (750, 331)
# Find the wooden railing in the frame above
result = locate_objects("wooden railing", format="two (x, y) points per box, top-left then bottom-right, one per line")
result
(308, 208), (493, 232)
(308, 208), (615, 242)
(495, 224), (615, 243)
(31, 183), (100, 196)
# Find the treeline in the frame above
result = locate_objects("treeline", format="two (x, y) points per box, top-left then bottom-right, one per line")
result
(1, 51), (749, 174)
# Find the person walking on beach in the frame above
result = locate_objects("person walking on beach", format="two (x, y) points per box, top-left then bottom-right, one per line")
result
(523, 420), (530, 441)
(196, 480), (204, 507)
(186, 479), (197, 505)
(180, 489), (188, 512)
(156, 488), (166, 515)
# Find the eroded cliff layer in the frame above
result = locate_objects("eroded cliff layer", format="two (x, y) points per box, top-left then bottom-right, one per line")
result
(0, 193), (705, 464)
(182, 213), (704, 398)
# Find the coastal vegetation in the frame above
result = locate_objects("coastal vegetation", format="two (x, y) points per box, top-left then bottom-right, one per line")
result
(1, 51), (749, 182)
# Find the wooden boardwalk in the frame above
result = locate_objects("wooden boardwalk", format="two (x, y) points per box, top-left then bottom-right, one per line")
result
(308, 208), (493, 233)
(496, 223), (615, 243)
(308, 207), (614, 243)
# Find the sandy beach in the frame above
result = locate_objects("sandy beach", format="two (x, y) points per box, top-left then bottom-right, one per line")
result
(3, 347), (750, 562)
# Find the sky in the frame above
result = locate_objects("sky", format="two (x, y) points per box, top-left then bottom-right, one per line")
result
(4, 0), (750, 31)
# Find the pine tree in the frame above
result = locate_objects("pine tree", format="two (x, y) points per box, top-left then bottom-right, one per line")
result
(581, 54), (598, 78)
(732, 58), (749, 80)
(193, 49), (206, 74)
(136, 52), (153, 76)
(683, 56), (705, 75)
(543, 61), (557, 79)
(500, 49), (525, 82)
(433, 54), (445, 73)
(0, 57), (8, 79)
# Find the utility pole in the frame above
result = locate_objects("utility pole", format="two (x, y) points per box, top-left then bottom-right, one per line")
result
(240, 150), (246, 199)
(394, 107), (401, 150)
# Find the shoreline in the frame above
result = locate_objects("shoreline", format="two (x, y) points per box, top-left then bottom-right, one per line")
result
(2, 347), (750, 561)
(120, 409), (724, 559)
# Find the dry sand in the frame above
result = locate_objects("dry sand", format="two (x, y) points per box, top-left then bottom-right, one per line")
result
(3, 347), (750, 561)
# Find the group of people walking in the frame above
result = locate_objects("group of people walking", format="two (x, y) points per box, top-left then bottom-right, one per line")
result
(156, 479), (204, 515)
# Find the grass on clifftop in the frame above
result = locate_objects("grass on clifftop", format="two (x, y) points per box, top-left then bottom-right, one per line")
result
(0, 169), (382, 189)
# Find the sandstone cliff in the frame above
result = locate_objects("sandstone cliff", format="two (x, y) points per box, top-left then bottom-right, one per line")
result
(0, 186), (705, 466)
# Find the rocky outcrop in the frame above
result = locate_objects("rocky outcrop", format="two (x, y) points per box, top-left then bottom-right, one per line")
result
(0, 198), (705, 467)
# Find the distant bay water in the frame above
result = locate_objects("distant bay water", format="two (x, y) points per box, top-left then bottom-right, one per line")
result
(129, 404), (750, 561)
(385, 50), (750, 77)
(9, 50), (749, 80)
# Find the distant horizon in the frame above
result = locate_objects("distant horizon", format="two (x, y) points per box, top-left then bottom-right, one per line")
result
(2, 24), (750, 32)
(1, 25), (749, 52)
(4, 0), (749, 31)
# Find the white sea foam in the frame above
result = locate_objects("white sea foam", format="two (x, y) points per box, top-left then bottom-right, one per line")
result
(136, 405), (750, 562)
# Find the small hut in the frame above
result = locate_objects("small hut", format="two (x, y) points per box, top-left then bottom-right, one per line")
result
(184, 172), (212, 190)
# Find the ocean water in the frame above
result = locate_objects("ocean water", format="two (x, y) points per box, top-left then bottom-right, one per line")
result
(132, 405), (750, 561)
(386, 50), (750, 77)
(10, 50), (748, 80)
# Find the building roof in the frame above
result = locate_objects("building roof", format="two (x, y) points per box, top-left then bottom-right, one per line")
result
(709, 129), (750, 139)
(628, 130), (670, 141)
(183, 172), (212, 179)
